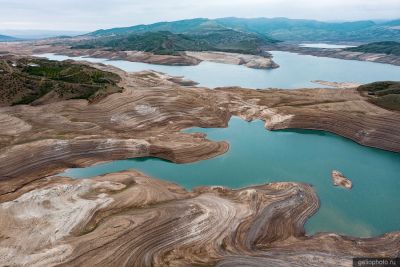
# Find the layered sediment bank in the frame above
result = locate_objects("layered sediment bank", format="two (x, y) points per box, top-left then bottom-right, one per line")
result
(217, 86), (400, 153)
(312, 80), (363, 88)
(186, 51), (279, 69)
(268, 44), (400, 66)
(0, 42), (279, 69)
(1, 170), (398, 267)
(1, 59), (400, 189)
(0, 55), (399, 266)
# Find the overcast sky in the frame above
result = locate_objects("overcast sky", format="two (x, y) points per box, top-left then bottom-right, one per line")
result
(0, 0), (399, 31)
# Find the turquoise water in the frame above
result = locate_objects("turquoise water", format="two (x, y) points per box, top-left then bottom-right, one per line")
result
(61, 118), (400, 238)
(36, 51), (400, 89)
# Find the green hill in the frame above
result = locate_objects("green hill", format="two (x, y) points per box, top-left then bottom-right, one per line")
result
(358, 81), (400, 111)
(75, 17), (400, 55)
(90, 18), (212, 36)
(0, 57), (121, 106)
(345, 41), (400, 56)
(74, 29), (278, 55)
(87, 17), (400, 43)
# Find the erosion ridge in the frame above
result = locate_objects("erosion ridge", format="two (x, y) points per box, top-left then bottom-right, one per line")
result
(0, 56), (400, 266)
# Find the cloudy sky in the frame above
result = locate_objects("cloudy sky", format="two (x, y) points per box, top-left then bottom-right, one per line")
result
(0, 0), (399, 31)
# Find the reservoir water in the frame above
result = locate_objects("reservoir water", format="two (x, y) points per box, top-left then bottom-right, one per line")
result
(61, 118), (400, 238)
(37, 51), (400, 89)
(44, 50), (400, 237)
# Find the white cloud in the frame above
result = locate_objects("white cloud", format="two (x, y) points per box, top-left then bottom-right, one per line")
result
(0, 0), (399, 31)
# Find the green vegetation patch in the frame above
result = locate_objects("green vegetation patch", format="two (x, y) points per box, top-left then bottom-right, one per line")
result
(357, 81), (400, 111)
(0, 56), (122, 106)
(73, 29), (279, 55)
(346, 41), (400, 56)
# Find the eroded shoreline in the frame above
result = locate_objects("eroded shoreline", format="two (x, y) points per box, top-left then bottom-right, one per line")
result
(267, 43), (400, 66)
(1, 55), (400, 266)
(0, 41), (279, 69)
(2, 170), (399, 267)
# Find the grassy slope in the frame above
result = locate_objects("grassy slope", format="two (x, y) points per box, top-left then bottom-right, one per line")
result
(357, 81), (400, 111)
(345, 41), (400, 56)
(0, 57), (121, 106)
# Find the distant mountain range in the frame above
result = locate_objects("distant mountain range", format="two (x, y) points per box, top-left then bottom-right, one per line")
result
(0, 34), (18, 42)
(0, 30), (87, 40)
(89, 17), (400, 43)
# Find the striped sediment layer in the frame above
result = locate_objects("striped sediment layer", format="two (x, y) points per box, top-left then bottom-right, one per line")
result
(0, 135), (228, 196)
(0, 59), (399, 266)
(220, 87), (400, 152)
(269, 44), (400, 66)
(0, 171), (398, 267)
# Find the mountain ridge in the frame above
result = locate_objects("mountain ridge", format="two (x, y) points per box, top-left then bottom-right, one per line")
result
(87, 17), (400, 42)
(75, 25), (279, 55)
(0, 34), (18, 42)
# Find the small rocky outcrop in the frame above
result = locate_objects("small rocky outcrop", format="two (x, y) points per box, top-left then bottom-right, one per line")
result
(331, 170), (353, 189)
(185, 51), (279, 69)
